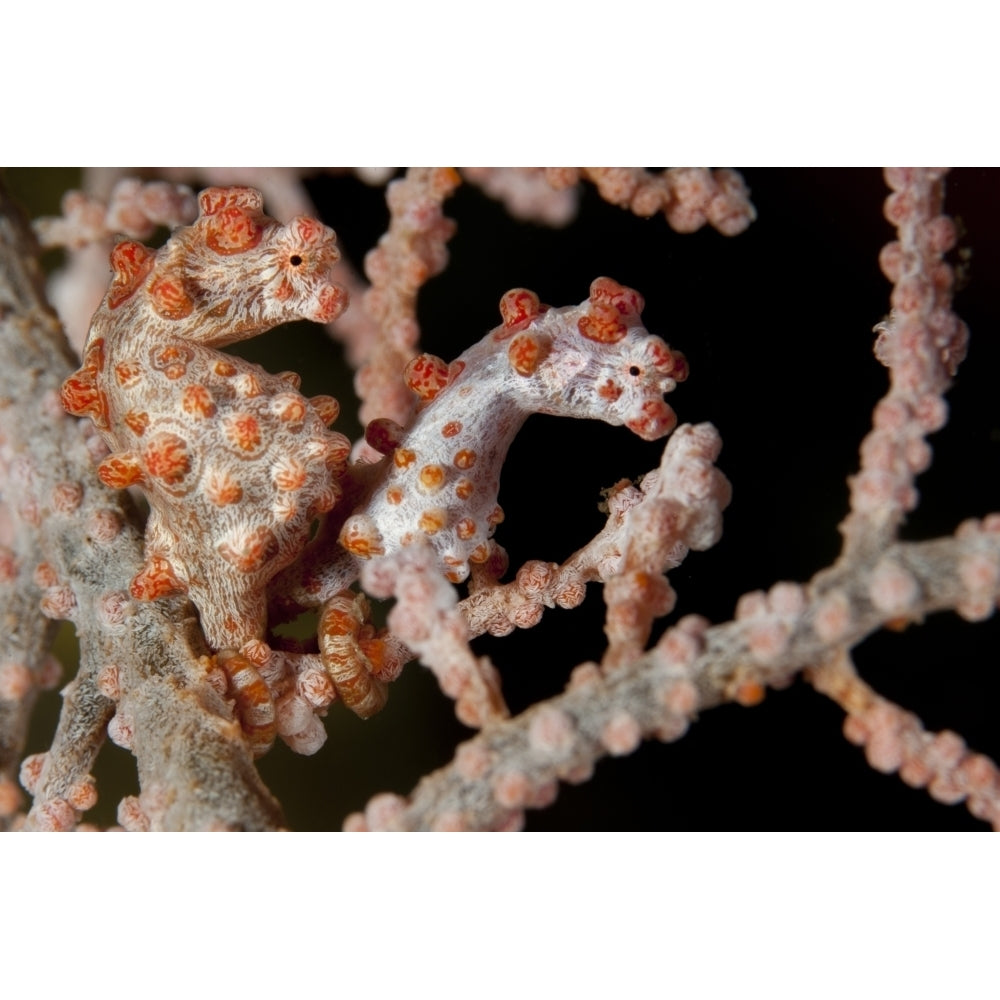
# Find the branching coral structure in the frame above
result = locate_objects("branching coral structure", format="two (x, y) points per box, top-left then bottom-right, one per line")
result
(1, 167), (998, 831)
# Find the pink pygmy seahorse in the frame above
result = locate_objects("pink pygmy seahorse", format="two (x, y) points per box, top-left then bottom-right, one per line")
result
(285, 278), (688, 719)
(61, 187), (351, 755)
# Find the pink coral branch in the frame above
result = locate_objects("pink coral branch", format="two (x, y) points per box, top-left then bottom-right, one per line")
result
(465, 168), (757, 236)
(808, 649), (1000, 826)
(843, 168), (968, 554)
(352, 167), (460, 460)
(356, 523), (1000, 830)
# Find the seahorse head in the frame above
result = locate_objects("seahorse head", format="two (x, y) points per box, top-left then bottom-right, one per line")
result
(100, 186), (348, 348)
(497, 278), (688, 441)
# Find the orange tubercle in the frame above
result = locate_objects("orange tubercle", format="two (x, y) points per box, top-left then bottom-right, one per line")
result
(498, 288), (542, 334)
(131, 555), (186, 600)
(98, 452), (144, 489)
(205, 470), (243, 506)
(124, 410), (150, 435)
(216, 526), (280, 573)
(142, 432), (192, 486)
(404, 353), (451, 401)
(508, 332), (548, 376)
(578, 303), (627, 344)
(223, 413), (262, 453)
(394, 447), (417, 469)
(418, 464), (446, 493)
(181, 384), (216, 419)
(418, 509), (447, 535)
(148, 274), (194, 319)
(588, 276), (645, 318)
(204, 207), (263, 255)
(108, 241), (155, 309)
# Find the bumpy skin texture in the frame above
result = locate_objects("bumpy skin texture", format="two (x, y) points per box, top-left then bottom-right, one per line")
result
(334, 278), (688, 588)
(61, 187), (351, 654)
(62, 191), (686, 754)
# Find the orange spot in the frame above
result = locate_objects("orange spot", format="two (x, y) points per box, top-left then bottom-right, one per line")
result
(625, 399), (677, 441)
(98, 452), (144, 489)
(588, 276), (645, 318)
(508, 332), (547, 376)
(273, 457), (307, 491)
(487, 505), (505, 525)
(237, 373), (263, 398)
(130, 556), (185, 600)
(273, 394), (307, 426)
(124, 410), (149, 435)
(205, 470), (243, 506)
(498, 288), (542, 334)
(419, 509), (447, 534)
(649, 340), (687, 380)
(340, 516), (385, 558)
(61, 339), (109, 428)
(418, 464), (446, 493)
(142, 432), (191, 486)
(456, 518), (476, 540)
(274, 277), (294, 301)
(324, 433), (351, 470)
(469, 543), (490, 563)
(149, 274), (194, 319)
(293, 216), (323, 244)
(214, 360), (237, 377)
(181, 384), (216, 419)
(224, 413), (262, 453)
(448, 360), (466, 381)
(734, 681), (766, 707)
(198, 187), (263, 217)
(578, 304), (627, 344)
(205, 207), (263, 255)
(216, 526), (279, 573)
(310, 395), (339, 425)
(598, 379), (622, 402)
(442, 421), (463, 438)
(394, 447), (416, 469)
(386, 487), (404, 505)
(108, 241), (154, 309)
(454, 449), (477, 470)
(455, 478), (474, 500)
(314, 284), (348, 323)
(151, 344), (193, 380)
(404, 353), (450, 401)
(114, 360), (142, 388)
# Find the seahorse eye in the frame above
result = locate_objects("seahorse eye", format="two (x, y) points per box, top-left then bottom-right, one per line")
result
(629, 365), (642, 377)
(289, 255), (303, 267)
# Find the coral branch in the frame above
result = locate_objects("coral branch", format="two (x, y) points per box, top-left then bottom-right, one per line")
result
(808, 650), (1000, 826)
(843, 168), (967, 554)
(360, 525), (1000, 830)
